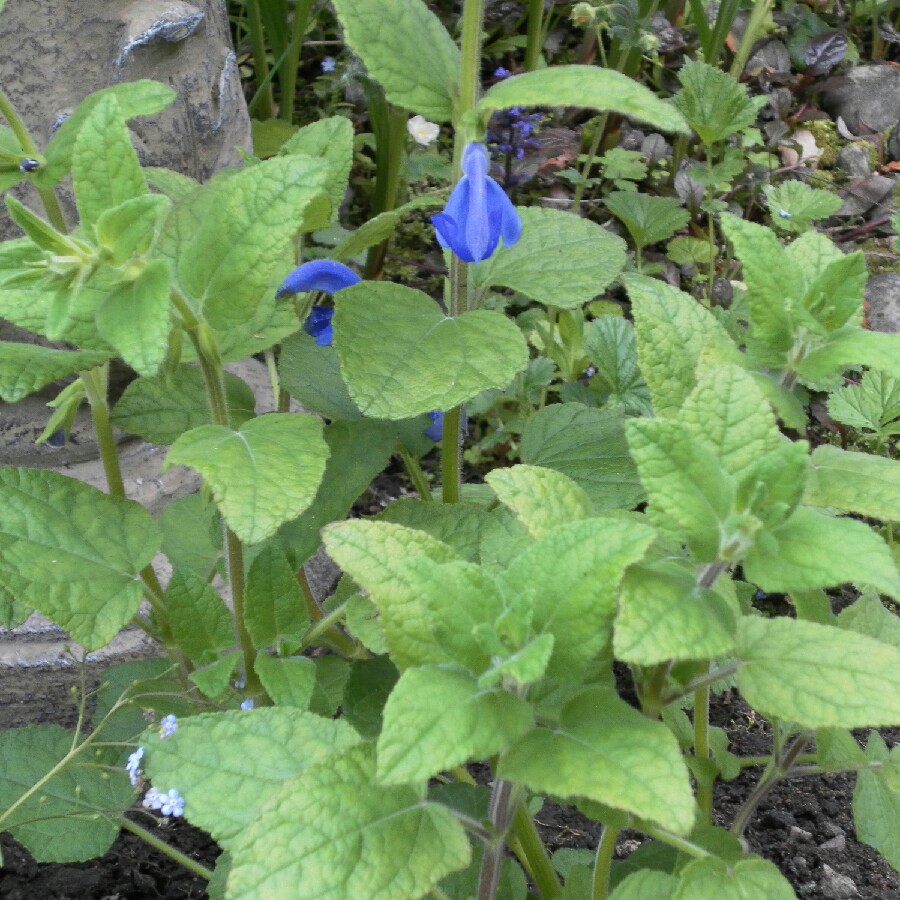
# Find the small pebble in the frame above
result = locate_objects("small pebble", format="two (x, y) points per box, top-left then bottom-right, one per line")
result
(820, 864), (859, 899)
(820, 834), (846, 853)
(790, 825), (814, 842)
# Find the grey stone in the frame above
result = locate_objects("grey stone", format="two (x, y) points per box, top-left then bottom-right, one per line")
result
(820, 864), (859, 899)
(834, 173), (895, 218)
(745, 39), (791, 75)
(790, 825), (814, 842)
(821, 65), (900, 135)
(0, 0), (251, 239)
(819, 834), (847, 853)
(837, 144), (872, 178)
(865, 273), (900, 333)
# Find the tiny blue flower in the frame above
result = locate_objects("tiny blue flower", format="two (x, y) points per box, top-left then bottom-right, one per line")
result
(159, 714), (177, 739)
(125, 747), (144, 787)
(778, 209), (792, 219)
(143, 787), (163, 810)
(494, 67), (512, 79)
(424, 411), (443, 442)
(240, 698), (255, 711)
(431, 143), (523, 263)
(304, 306), (335, 346)
(321, 57), (336, 73)
(160, 788), (185, 817)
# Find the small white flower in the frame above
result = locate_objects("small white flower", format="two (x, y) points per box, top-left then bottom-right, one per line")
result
(125, 747), (144, 787)
(407, 115), (440, 146)
(159, 714), (178, 739)
(240, 699), (255, 711)
(778, 209), (792, 219)
(143, 787), (163, 810)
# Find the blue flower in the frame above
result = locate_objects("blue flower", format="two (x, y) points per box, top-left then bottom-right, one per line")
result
(240, 698), (255, 711)
(160, 788), (185, 818)
(277, 260), (361, 348)
(431, 143), (522, 263)
(126, 747), (144, 787)
(424, 411), (443, 442)
(494, 67), (512, 79)
(159, 714), (177, 739)
(304, 306), (334, 346)
(321, 57), (336, 73)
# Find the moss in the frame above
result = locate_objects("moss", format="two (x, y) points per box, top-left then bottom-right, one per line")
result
(859, 237), (900, 276)
(804, 119), (841, 169)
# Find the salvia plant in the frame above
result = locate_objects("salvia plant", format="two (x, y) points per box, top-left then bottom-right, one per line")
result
(1, 0), (900, 898)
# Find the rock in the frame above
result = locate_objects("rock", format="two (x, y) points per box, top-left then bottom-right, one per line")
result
(0, 0), (251, 239)
(745, 39), (791, 75)
(790, 825), (814, 843)
(819, 864), (859, 899)
(821, 65), (900, 135)
(865, 273), (900, 333)
(834, 173), (895, 218)
(836, 144), (872, 177)
(819, 834), (847, 853)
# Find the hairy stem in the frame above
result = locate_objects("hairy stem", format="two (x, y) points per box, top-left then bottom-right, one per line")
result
(121, 817), (214, 880)
(478, 778), (519, 900)
(592, 825), (619, 900)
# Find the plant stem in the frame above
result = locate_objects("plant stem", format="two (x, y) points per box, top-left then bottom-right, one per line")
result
(441, 405), (463, 503)
(478, 778), (519, 900)
(704, 146), (717, 303)
(295, 568), (360, 657)
(396, 445), (434, 500)
(573, 112), (609, 212)
(511, 801), (563, 898)
(694, 674), (713, 821)
(525, 0), (544, 71)
(639, 822), (712, 859)
(225, 526), (264, 699)
(591, 825), (619, 900)
(120, 817), (214, 880)
(729, 0), (772, 78)
(662, 660), (741, 705)
(245, 0), (275, 119)
(278, 0), (315, 123)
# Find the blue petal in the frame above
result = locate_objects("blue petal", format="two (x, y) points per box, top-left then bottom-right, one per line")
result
(485, 178), (523, 249)
(304, 305), (335, 346)
(424, 411), (444, 442)
(432, 175), (470, 253)
(461, 145), (494, 262)
(277, 260), (360, 298)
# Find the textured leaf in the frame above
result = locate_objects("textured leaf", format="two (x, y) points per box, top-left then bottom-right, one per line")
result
(743, 507), (900, 599)
(189, 651), (240, 698)
(477, 66), (689, 134)
(377, 500), (492, 562)
(673, 856), (795, 899)
(499, 687), (694, 833)
(72, 94), (147, 228)
(0, 469), (160, 649)
(279, 331), (361, 420)
(166, 569), (234, 663)
(805, 445), (900, 522)
(164, 414), (329, 545)
(254, 654), (316, 709)
(342, 656), (399, 738)
(95, 194), (171, 264)
(799, 327), (900, 384)
(521, 404), (644, 510)
(486, 464), (592, 538)
(471, 206), (627, 307)
(377, 666), (533, 784)
(838, 593), (900, 649)
(736, 616), (900, 728)
(0, 343), (110, 402)
(112, 365), (256, 445)
(582, 316), (651, 414)
(244, 544), (309, 652)
(334, 281), (528, 418)
(800, 250), (867, 332)
(158, 494), (222, 578)
(605, 192), (689, 250)
(95, 259), (171, 377)
(330, 0), (459, 121)
(854, 733), (900, 870)
(144, 708), (359, 846)
(610, 871), (679, 899)
(0, 725), (132, 862)
(765, 180), (842, 233)
(828, 370), (900, 435)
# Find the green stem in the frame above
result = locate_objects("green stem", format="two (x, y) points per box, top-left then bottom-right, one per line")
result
(264, 348), (281, 410)
(298, 600), (350, 650)
(226, 526), (264, 699)
(591, 825), (619, 900)
(396, 445), (434, 501)
(572, 112), (608, 212)
(704, 146), (717, 303)
(661, 660), (741, 705)
(441, 406), (463, 504)
(639, 823), (712, 860)
(729, 0), (773, 79)
(295, 568), (360, 657)
(120, 817), (214, 880)
(738, 753), (817, 769)
(478, 778), (520, 900)
(525, 0), (544, 71)
(694, 673), (713, 822)
(511, 801), (563, 899)
(278, 0), (315, 123)
(246, 0), (275, 119)
(459, 0), (485, 118)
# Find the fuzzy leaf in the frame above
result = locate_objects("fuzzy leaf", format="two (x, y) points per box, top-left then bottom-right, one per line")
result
(673, 856), (795, 899)
(854, 733), (900, 870)
(244, 544), (309, 652)
(254, 654), (316, 709)
(166, 569), (234, 663)
(799, 327), (900, 384)
(828, 370), (900, 435)
(0, 343), (111, 402)
(765, 180), (842, 233)
(605, 192), (690, 251)
(805, 445), (900, 522)
(583, 316), (652, 414)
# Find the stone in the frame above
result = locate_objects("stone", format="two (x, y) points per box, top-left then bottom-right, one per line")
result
(819, 864), (859, 899)
(745, 39), (791, 76)
(865, 273), (900, 333)
(790, 825), (814, 843)
(836, 144), (872, 178)
(819, 834), (847, 853)
(0, 0), (251, 239)
(820, 64), (900, 135)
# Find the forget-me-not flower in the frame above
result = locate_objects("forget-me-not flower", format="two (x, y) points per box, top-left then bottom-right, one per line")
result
(159, 714), (178, 739)
(240, 698), (255, 711)
(321, 57), (336, 73)
(126, 747), (144, 787)
(160, 788), (186, 817)
(431, 143), (522, 263)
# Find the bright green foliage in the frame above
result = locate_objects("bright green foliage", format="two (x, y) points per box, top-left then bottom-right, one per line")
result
(854, 732), (900, 870)
(72, 94), (147, 228)
(486, 465), (592, 538)
(471, 206), (627, 307)
(610, 870), (679, 899)
(0, 725), (132, 862)
(334, 281), (528, 418)
(499, 687), (694, 833)
(441, 847), (528, 900)
(736, 617), (900, 728)
(838, 593), (900, 648)
(583, 316), (651, 414)
(166, 569), (233, 664)
(342, 657), (399, 737)
(330, 0), (459, 121)
(226, 744), (470, 900)
(4, 195), (77, 255)
(476, 66), (690, 135)
(0, 468), (159, 649)
(189, 652), (240, 698)
(828, 369), (900, 439)
(805, 445), (900, 521)
(743, 507), (900, 599)
(158, 494), (221, 578)
(279, 117), (353, 224)
(0, 125), (22, 190)
(112, 365), (256, 444)
(378, 500), (491, 562)
(673, 856), (796, 899)
(799, 328), (900, 384)
(244, 544), (309, 652)
(520, 404), (644, 510)
(155, 155), (330, 330)
(279, 331), (362, 420)
(254, 654), (316, 709)
(667, 236), (716, 266)
(0, 343), (110, 402)
(671, 60), (765, 144)
(144, 708), (359, 846)
(164, 414), (328, 545)
(376, 665), (533, 784)
(95, 194), (170, 264)
(614, 561), (737, 664)
(499, 518), (655, 679)
(765, 180), (842, 233)
(95, 259), (170, 376)
(605, 192), (690, 251)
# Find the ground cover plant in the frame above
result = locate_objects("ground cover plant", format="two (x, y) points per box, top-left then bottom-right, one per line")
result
(2, 0), (900, 897)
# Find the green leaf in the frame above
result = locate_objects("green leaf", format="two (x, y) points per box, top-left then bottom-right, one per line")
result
(254, 654), (316, 709)
(626, 418), (734, 561)
(486, 464), (592, 538)
(673, 856), (796, 899)
(144, 708), (360, 846)
(667, 236), (716, 266)
(614, 561), (737, 665)
(244, 544), (309, 652)
(156, 156), (330, 330)
(583, 316), (652, 415)
(499, 687), (694, 833)
(96, 194), (171, 264)
(500, 519), (655, 679)
(189, 651), (240, 698)
(476, 67), (689, 135)
(166, 569), (234, 663)
(521, 404), (644, 510)
(471, 206), (627, 307)
(0, 343), (110, 402)
(610, 871), (679, 899)
(0, 469), (160, 649)
(854, 733), (900, 870)
(112, 365), (256, 445)
(743, 507), (900, 600)
(158, 494), (222, 578)
(377, 665), (533, 784)
(625, 273), (739, 415)
(605, 192), (690, 251)
(226, 744), (470, 899)
(334, 281), (528, 419)
(838, 593), (900, 649)
(343, 656), (399, 737)
(800, 250), (867, 332)
(0, 725), (132, 862)
(799, 327), (900, 385)
(828, 369), (900, 436)
(330, 0), (459, 121)
(377, 500), (492, 563)
(309, 655), (351, 717)
(279, 116), (353, 224)
(671, 60), (765, 144)
(72, 94), (147, 228)
(805, 444), (900, 521)
(736, 616), (900, 728)
(3, 195), (78, 254)
(164, 414), (329, 545)
(765, 180), (842, 233)
(96, 259), (170, 377)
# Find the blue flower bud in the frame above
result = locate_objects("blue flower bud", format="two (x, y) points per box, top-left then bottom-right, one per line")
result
(276, 260), (361, 299)
(424, 411), (443, 442)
